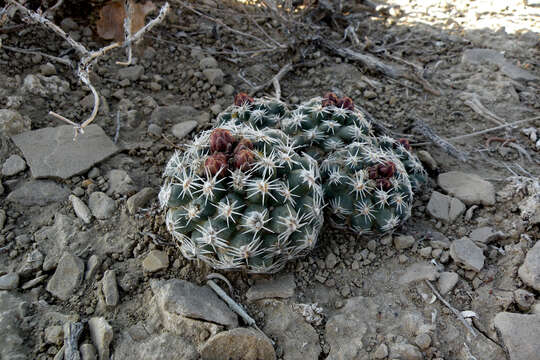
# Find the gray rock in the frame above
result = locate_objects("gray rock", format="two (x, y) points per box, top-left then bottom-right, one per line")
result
(147, 123), (162, 136)
(143, 250), (169, 272)
(210, 104), (222, 115)
(222, 84), (235, 96)
(107, 169), (136, 195)
(470, 226), (505, 244)
(518, 241), (540, 291)
(114, 328), (198, 360)
(514, 289), (535, 311)
(171, 120), (198, 139)
(325, 309), (367, 359)
(462, 48), (539, 82)
(203, 68), (224, 85)
(40, 62), (57, 76)
(80, 343), (97, 360)
(0, 109), (30, 136)
(60, 17), (78, 30)
(200, 328), (276, 360)
(69, 195), (93, 224)
(150, 105), (202, 126)
(150, 278), (238, 327)
(426, 191), (466, 222)
(0, 292), (28, 359)
(246, 274), (295, 302)
(394, 235), (415, 250)
(373, 344), (388, 359)
(389, 343), (423, 360)
(399, 262), (439, 284)
(0, 209), (5, 230)
(88, 317), (113, 360)
(11, 125), (118, 179)
(17, 249), (44, 276)
(326, 252), (338, 269)
(260, 300), (320, 360)
(85, 255), (101, 281)
(46, 253), (85, 300)
(438, 272), (459, 295)
(493, 312), (540, 360)
(415, 333), (431, 350)
(21, 74), (70, 97)
(102, 270), (119, 307)
(118, 65), (144, 81)
(2, 155), (26, 176)
(199, 56), (218, 70)
(7, 180), (69, 206)
(88, 192), (116, 219)
(0, 273), (19, 290)
(45, 325), (64, 345)
(127, 188), (156, 214)
(438, 171), (495, 206)
(450, 238), (485, 272)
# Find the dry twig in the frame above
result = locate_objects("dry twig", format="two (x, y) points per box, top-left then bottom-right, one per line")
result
(412, 117), (469, 161)
(460, 93), (506, 125)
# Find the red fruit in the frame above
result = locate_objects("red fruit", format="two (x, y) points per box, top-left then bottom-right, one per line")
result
(337, 96), (354, 110)
(210, 128), (235, 154)
(377, 161), (396, 178)
(367, 166), (378, 180)
(234, 149), (255, 171)
(205, 152), (228, 177)
(234, 92), (254, 106)
(233, 138), (254, 154)
(398, 138), (411, 151)
(322, 92), (339, 107)
(376, 178), (392, 190)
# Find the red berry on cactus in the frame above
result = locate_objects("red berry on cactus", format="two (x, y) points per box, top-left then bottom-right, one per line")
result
(210, 128), (235, 154)
(234, 92), (254, 106)
(205, 152), (228, 177)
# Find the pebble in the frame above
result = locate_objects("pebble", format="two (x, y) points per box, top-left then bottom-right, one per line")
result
(46, 253), (85, 300)
(88, 192), (116, 220)
(72, 186), (85, 197)
(171, 120), (198, 140)
(118, 65), (144, 81)
(85, 255), (101, 281)
(147, 123), (163, 136)
(203, 68), (224, 85)
(127, 188), (156, 214)
(416, 150), (437, 170)
(518, 241), (540, 291)
(40, 63), (56, 76)
(60, 17), (78, 30)
(426, 191), (466, 223)
(419, 246), (432, 258)
(389, 343), (423, 360)
(2, 154), (26, 176)
(399, 262), (439, 284)
(200, 328), (276, 360)
(0, 109), (30, 135)
(438, 171), (495, 206)
(367, 240), (377, 252)
(394, 235), (415, 250)
(414, 333), (431, 350)
(69, 195), (93, 224)
(80, 343), (97, 360)
(514, 289), (535, 311)
(102, 270), (119, 307)
(374, 343), (388, 359)
(222, 84), (235, 96)
(0, 272), (19, 290)
(107, 169), (136, 195)
(0, 209), (6, 230)
(210, 103), (222, 115)
(246, 274), (295, 302)
(325, 252), (338, 269)
(199, 56), (218, 70)
(142, 250), (169, 272)
(449, 238), (485, 272)
(21, 274), (48, 290)
(469, 226), (505, 244)
(88, 317), (113, 360)
(438, 272), (459, 295)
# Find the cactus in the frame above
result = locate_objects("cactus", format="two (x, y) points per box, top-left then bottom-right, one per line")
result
(159, 122), (324, 273)
(320, 141), (414, 235)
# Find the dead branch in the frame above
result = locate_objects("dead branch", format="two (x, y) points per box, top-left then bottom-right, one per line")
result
(411, 117), (469, 161)
(248, 62), (293, 99)
(460, 93), (506, 125)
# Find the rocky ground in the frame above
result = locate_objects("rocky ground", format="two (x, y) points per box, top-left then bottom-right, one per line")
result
(0, 0), (539, 359)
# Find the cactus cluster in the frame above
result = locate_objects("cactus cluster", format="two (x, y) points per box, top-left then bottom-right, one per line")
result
(159, 93), (427, 273)
(159, 122), (324, 273)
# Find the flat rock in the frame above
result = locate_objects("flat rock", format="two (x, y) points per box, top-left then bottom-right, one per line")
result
(2, 154), (26, 176)
(143, 250), (169, 272)
(21, 74), (69, 97)
(394, 235), (416, 250)
(450, 237), (485, 272)
(0, 292), (28, 359)
(127, 188), (156, 214)
(389, 343), (423, 360)
(462, 48), (539, 82)
(88, 317), (113, 360)
(150, 279), (238, 327)
(150, 105), (202, 126)
(399, 262), (439, 284)
(11, 125), (118, 179)
(203, 68), (224, 85)
(106, 169), (136, 195)
(172, 120), (198, 140)
(325, 310), (368, 359)
(88, 192), (116, 219)
(0, 272), (19, 290)
(426, 191), (465, 223)
(437, 171), (495, 206)
(438, 272), (459, 295)
(199, 56), (218, 70)
(469, 226), (505, 244)
(259, 300), (320, 360)
(102, 270), (119, 307)
(7, 180), (69, 206)
(200, 327), (276, 360)
(46, 253), (85, 300)
(0, 109), (30, 136)
(69, 195), (93, 224)
(494, 312), (540, 360)
(118, 65), (144, 81)
(246, 274), (295, 302)
(518, 241), (540, 291)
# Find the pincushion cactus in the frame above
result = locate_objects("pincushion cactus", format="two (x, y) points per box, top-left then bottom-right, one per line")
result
(159, 123), (324, 273)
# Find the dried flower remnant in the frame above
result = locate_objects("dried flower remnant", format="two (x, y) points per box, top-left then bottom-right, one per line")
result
(210, 128), (235, 154)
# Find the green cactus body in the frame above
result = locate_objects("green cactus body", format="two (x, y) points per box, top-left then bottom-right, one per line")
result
(217, 96), (288, 130)
(159, 123), (324, 273)
(321, 142), (414, 235)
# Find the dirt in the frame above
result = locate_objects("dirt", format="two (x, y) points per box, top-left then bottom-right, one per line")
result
(0, 0), (539, 359)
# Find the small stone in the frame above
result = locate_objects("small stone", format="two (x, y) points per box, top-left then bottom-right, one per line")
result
(514, 289), (535, 311)
(118, 65), (144, 81)
(416, 150), (437, 170)
(222, 84), (235, 96)
(363, 90), (377, 99)
(0, 272), (19, 290)
(426, 191), (466, 223)
(147, 123), (163, 136)
(326, 252), (338, 269)
(399, 262), (439, 284)
(46, 253), (85, 300)
(171, 120), (198, 139)
(149, 82), (161, 91)
(85, 255), (101, 280)
(419, 246), (432, 258)
(367, 240), (377, 252)
(80, 343), (97, 360)
(203, 68), (224, 85)
(0, 109), (30, 135)
(518, 241), (540, 291)
(246, 274), (295, 302)
(88, 317), (113, 360)
(399, 254), (408, 263)
(7, 180), (69, 206)
(60, 17), (78, 30)
(2, 154), (26, 176)
(143, 47), (156, 60)
(389, 343), (423, 360)
(107, 169), (136, 195)
(88, 192), (116, 220)
(450, 238), (485, 272)
(210, 103), (222, 115)
(493, 312), (540, 360)
(438, 171), (495, 206)
(40, 63), (57, 76)
(127, 188), (156, 214)
(374, 343), (388, 359)
(438, 272), (459, 295)
(69, 195), (93, 224)
(469, 226), (505, 244)
(0, 209), (5, 230)
(102, 270), (119, 307)
(200, 328), (276, 360)
(143, 250), (169, 272)
(415, 333), (431, 350)
(394, 235), (415, 250)
(199, 56), (218, 70)
(21, 274), (48, 289)
(45, 325), (64, 345)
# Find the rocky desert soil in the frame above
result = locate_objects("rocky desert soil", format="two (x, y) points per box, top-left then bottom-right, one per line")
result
(0, 0), (539, 359)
